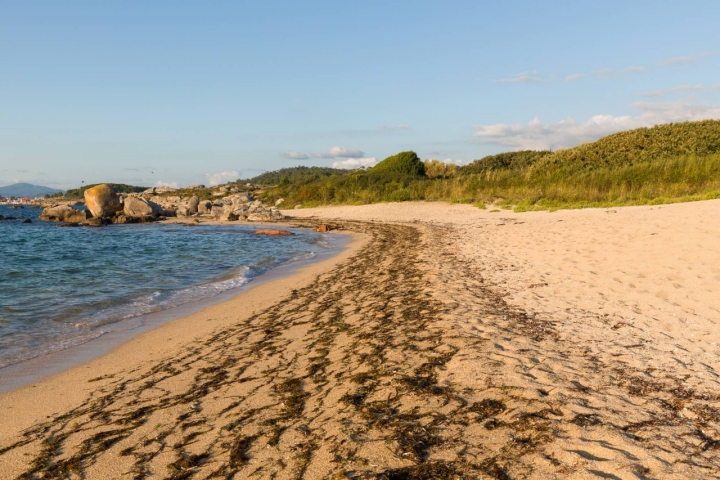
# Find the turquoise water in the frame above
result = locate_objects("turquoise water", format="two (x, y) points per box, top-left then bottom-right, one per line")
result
(0, 205), (337, 370)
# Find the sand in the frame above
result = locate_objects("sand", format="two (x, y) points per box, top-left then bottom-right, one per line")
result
(1, 201), (720, 479)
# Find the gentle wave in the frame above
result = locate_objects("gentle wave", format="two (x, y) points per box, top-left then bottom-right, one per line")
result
(0, 206), (340, 370)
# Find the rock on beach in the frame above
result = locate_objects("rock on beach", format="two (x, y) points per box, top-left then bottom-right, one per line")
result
(39, 205), (90, 223)
(253, 229), (294, 236)
(84, 184), (122, 218)
(123, 197), (162, 217)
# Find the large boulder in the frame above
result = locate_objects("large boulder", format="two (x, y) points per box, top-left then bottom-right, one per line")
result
(39, 205), (90, 223)
(123, 197), (154, 217)
(84, 184), (122, 218)
(123, 197), (164, 217)
(247, 209), (284, 222)
(188, 196), (199, 213)
(198, 200), (212, 215)
(211, 205), (225, 217)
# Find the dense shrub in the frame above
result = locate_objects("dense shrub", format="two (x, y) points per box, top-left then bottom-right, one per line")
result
(460, 150), (552, 174)
(241, 166), (351, 186)
(534, 120), (720, 172)
(371, 151), (426, 176)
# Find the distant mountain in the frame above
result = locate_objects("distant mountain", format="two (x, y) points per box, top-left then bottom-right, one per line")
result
(0, 183), (64, 198)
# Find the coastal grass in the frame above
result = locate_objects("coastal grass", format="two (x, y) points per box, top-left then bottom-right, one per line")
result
(263, 153), (720, 211)
(254, 120), (720, 211)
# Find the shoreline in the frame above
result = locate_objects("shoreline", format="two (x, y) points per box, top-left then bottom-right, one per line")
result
(0, 223), (366, 441)
(1, 201), (719, 478)
(0, 222), (353, 394)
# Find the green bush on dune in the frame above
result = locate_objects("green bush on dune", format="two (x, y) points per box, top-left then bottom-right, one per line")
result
(533, 120), (720, 172)
(370, 151), (427, 176)
(460, 150), (552, 174)
(241, 166), (352, 186)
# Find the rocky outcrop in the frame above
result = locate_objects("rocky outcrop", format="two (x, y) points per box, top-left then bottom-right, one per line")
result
(253, 229), (294, 236)
(84, 184), (122, 218)
(39, 205), (90, 223)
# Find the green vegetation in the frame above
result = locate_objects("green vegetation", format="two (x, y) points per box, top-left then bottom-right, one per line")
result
(534, 120), (720, 172)
(370, 151), (426, 176)
(460, 150), (552, 174)
(257, 120), (720, 211)
(240, 166), (352, 186)
(64, 183), (147, 199)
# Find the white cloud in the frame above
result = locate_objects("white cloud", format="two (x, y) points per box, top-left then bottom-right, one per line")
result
(656, 52), (715, 67)
(473, 101), (720, 150)
(204, 171), (239, 186)
(638, 84), (704, 98)
(441, 158), (468, 166)
(493, 71), (554, 83)
(378, 124), (411, 131)
(155, 180), (179, 188)
(281, 146), (365, 160)
(564, 73), (585, 81)
(331, 157), (378, 169)
(280, 150), (309, 160)
(323, 146), (364, 158)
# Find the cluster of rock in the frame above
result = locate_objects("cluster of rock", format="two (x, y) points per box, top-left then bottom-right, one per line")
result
(39, 184), (285, 225)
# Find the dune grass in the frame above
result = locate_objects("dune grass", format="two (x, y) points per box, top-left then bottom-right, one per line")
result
(264, 153), (720, 211)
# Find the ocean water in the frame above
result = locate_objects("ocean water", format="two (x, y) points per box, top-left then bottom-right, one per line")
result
(0, 205), (339, 370)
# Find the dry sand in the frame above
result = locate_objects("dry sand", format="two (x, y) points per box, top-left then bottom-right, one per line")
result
(1, 201), (720, 479)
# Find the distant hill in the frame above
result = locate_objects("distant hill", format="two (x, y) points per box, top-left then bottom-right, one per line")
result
(0, 183), (63, 198)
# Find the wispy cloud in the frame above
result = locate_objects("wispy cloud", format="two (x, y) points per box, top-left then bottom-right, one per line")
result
(638, 84), (704, 98)
(280, 146), (365, 160)
(155, 180), (179, 189)
(473, 101), (720, 150)
(503, 51), (712, 85)
(331, 157), (378, 169)
(320, 146), (364, 158)
(280, 150), (309, 160)
(204, 171), (239, 186)
(656, 52), (715, 67)
(378, 124), (411, 131)
(622, 66), (647, 74)
(590, 66), (646, 78)
(493, 71), (554, 83)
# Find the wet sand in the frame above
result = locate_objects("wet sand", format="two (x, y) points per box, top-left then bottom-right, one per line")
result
(1, 202), (720, 479)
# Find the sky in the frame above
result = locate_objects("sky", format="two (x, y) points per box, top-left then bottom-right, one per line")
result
(1, 1), (719, 189)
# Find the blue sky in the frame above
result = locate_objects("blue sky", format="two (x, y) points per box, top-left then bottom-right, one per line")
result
(1, 1), (719, 189)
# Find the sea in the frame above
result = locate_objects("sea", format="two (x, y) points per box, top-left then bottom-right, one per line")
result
(0, 204), (343, 384)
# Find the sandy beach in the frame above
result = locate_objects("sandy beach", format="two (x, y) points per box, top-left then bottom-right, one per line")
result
(1, 201), (720, 479)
